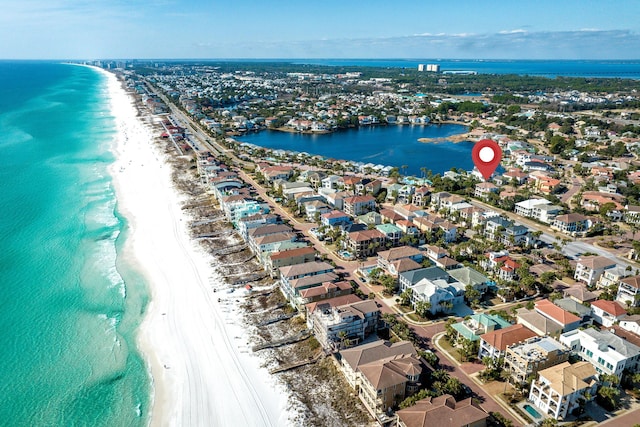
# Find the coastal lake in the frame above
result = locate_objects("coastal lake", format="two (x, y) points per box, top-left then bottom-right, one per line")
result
(237, 124), (473, 176)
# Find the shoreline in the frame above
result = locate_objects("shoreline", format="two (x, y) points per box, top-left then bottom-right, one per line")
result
(97, 67), (291, 426)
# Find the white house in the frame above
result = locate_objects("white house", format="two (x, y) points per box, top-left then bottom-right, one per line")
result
(590, 299), (627, 327)
(573, 256), (617, 287)
(529, 361), (597, 420)
(559, 328), (640, 377)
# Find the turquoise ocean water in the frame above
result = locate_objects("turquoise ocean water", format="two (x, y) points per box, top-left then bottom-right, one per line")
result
(0, 62), (149, 426)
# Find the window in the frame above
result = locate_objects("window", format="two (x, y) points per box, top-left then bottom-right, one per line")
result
(598, 357), (605, 366)
(606, 362), (613, 370)
(586, 350), (593, 358)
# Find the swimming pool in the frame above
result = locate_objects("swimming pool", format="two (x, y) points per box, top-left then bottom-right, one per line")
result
(523, 404), (542, 419)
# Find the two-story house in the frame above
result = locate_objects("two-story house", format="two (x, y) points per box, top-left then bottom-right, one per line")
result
(590, 299), (627, 327)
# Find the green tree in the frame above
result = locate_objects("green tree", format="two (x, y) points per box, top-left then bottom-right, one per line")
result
(399, 289), (413, 306)
(415, 301), (432, 318)
(465, 284), (481, 307)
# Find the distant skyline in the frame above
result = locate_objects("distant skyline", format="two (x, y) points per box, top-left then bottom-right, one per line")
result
(3, 0), (640, 60)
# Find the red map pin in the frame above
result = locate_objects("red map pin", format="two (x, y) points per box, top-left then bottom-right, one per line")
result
(472, 139), (502, 180)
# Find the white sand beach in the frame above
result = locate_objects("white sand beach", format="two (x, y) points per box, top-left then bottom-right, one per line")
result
(99, 68), (291, 427)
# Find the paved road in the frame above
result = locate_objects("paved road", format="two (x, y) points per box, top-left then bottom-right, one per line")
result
(468, 197), (632, 268)
(154, 88), (527, 426)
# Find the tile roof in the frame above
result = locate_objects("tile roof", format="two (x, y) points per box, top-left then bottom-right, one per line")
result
(396, 395), (489, 427)
(480, 324), (537, 351)
(535, 299), (581, 326)
(591, 299), (628, 317)
(577, 255), (616, 270)
(537, 361), (597, 397)
(279, 261), (334, 279)
(621, 275), (640, 290)
(377, 246), (422, 261)
(269, 246), (315, 260)
(305, 294), (362, 314)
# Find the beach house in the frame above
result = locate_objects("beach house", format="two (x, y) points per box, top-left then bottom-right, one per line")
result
(528, 361), (597, 420)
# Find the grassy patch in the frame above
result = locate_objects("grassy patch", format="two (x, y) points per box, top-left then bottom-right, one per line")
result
(438, 338), (463, 363)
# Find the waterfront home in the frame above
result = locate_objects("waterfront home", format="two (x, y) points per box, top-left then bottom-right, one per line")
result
(249, 232), (300, 255)
(310, 299), (380, 350)
(529, 361), (597, 420)
(451, 313), (512, 343)
(478, 324), (537, 360)
(279, 261), (335, 304)
(222, 197), (270, 225)
(551, 212), (590, 235)
(590, 299), (627, 327)
(396, 394), (489, 427)
(343, 195), (376, 217)
(305, 294), (363, 324)
(559, 328), (640, 377)
(616, 275), (640, 307)
(266, 246), (316, 278)
(237, 213), (279, 239)
(248, 223), (293, 239)
(346, 229), (386, 258)
(573, 256), (617, 287)
(504, 335), (570, 386)
(284, 272), (339, 309)
(298, 280), (353, 307)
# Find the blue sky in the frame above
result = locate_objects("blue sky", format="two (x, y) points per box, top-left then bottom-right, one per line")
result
(2, 0), (640, 59)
